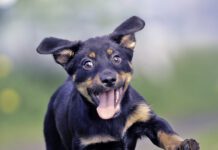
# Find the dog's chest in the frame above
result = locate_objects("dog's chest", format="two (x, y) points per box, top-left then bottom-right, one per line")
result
(74, 115), (126, 146)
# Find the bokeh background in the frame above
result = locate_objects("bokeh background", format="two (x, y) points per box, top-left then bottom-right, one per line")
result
(0, 0), (218, 149)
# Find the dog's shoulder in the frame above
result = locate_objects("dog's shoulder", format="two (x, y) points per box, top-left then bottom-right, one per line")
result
(49, 77), (76, 111)
(125, 85), (148, 105)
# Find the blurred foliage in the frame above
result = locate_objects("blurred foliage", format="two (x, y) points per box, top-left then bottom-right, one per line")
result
(13, 0), (126, 27)
(0, 48), (218, 149)
(0, 63), (64, 147)
(198, 127), (218, 150)
(0, 55), (12, 78)
(133, 48), (218, 117)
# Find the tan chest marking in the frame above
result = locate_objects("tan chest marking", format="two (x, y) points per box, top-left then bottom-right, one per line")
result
(158, 130), (184, 150)
(123, 103), (151, 134)
(80, 135), (118, 146)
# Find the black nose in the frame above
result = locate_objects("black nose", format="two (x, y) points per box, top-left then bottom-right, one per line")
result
(100, 70), (117, 87)
(101, 76), (116, 87)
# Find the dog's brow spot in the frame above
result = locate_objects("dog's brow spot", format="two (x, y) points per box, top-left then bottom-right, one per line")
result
(88, 52), (96, 58)
(107, 48), (113, 55)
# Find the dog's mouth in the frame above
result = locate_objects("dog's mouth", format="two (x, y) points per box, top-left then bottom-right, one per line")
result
(89, 85), (124, 120)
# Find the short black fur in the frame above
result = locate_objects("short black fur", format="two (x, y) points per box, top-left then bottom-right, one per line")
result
(37, 16), (199, 150)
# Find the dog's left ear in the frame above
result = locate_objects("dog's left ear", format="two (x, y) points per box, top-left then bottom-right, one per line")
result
(110, 16), (145, 50)
(36, 37), (80, 66)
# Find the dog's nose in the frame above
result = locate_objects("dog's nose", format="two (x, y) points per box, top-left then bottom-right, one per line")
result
(100, 70), (117, 87)
(101, 76), (116, 87)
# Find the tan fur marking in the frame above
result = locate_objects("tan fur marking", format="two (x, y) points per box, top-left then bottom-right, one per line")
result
(61, 49), (74, 56)
(120, 35), (136, 49)
(158, 131), (184, 150)
(119, 72), (132, 92)
(80, 135), (118, 146)
(88, 51), (96, 58)
(123, 103), (151, 134)
(76, 78), (93, 103)
(128, 42), (136, 49)
(76, 75), (101, 104)
(107, 48), (113, 55)
(56, 49), (74, 64)
(93, 75), (102, 85)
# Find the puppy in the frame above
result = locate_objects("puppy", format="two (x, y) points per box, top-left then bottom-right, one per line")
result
(37, 16), (199, 150)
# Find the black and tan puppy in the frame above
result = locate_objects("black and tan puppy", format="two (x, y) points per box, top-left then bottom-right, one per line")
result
(37, 16), (199, 150)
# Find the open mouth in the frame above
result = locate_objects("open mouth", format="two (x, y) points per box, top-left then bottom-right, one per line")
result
(90, 86), (124, 120)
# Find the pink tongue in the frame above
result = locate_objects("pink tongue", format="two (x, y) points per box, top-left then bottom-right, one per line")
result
(97, 90), (117, 119)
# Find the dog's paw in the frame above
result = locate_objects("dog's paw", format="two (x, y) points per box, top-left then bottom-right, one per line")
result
(176, 139), (200, 150)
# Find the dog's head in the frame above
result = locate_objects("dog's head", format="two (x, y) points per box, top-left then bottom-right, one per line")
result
(37, 16), (145, 119)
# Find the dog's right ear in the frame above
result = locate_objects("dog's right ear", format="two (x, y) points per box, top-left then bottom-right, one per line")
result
(110, 16), (145, 50)
(36, 37), (80, 65)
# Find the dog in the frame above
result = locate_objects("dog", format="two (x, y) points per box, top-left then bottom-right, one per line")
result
(37, 16), (199, 150)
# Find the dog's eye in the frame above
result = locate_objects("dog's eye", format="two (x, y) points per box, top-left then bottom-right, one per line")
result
(83, 60), (94, 70)
(112, 55), (122, 65)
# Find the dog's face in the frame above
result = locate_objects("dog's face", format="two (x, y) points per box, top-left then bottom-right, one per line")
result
(37, 16), (145, 119)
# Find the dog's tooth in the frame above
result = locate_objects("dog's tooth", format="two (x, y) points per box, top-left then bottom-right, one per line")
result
(115, 90), (119, 103)
(113, 90), (116, 107)
(115, 90), (116, 103)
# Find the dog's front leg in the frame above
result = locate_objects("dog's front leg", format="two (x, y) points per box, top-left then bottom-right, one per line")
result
(123, 132), (138, 150)
(144, 115), (199, 150)
(44, 106), (66, 150)
(72, 138), (83, 150)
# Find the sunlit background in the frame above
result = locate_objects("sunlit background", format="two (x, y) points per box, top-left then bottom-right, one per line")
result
(0, 0), (218, 149)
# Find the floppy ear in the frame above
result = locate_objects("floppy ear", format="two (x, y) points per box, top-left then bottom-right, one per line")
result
(36, 37), (80, 65)
(110, 16), (145, 50)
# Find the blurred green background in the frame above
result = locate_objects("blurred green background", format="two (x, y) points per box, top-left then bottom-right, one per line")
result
(0, 0), (218, 149)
